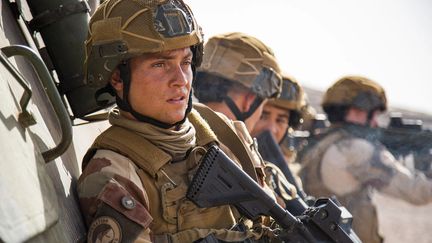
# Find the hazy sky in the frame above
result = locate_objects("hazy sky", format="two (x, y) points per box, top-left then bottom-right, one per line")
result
(187, 0), (432, 115)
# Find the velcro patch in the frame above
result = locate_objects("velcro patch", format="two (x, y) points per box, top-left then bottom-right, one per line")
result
(88, 216), (122, 243)
(98, 182), (153, 228)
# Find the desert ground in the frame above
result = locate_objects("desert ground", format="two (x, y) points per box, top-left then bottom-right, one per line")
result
(373, 192), (432, 243)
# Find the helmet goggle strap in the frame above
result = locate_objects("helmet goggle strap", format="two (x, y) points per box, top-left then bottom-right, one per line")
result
(250, 67), (282, 99)
(116, 60), (192, 129)
(280, 79), (299, 101)
(224, 95), (264, 122)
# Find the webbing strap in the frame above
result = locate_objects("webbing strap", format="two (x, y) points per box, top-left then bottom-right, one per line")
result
(193, 103), (259, 182)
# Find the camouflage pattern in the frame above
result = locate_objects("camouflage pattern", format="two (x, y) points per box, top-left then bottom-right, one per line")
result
(84, 0), (203, 90)
(198, 32), (282, 99)
(78, 108), (271, 242)
(299, 126), (432, 243)
(267, 74), (305, 112)
(322, 75), (387, 112)
(78, 150), (152, 242)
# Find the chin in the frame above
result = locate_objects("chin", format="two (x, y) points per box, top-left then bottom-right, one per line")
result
(166, 114), (185, 125)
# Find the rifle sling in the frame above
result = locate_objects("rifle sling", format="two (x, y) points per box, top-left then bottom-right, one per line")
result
(193, 103), (259, 182)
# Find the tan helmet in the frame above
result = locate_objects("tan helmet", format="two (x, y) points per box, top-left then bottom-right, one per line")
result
(84, 0), (203, 91)
(198, 32), (282, 99)
(267, 73), (305, 111)
(322, 75), (387, 112)
(266, 74), (309, 128)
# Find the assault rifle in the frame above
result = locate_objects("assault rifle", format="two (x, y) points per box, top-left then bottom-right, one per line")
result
(187, 145), (361, 243)
(378, 113), (432, 174)
(288, 113), (432, 175)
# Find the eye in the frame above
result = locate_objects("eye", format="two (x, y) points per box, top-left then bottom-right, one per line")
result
(151, 62), (165, 68)
(260, 113), (270, 120)
(276, 117), (289, 125)
(182, 59), (192, 66)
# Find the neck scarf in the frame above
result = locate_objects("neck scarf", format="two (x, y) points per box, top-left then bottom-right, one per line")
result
(109, 108), (196, 161)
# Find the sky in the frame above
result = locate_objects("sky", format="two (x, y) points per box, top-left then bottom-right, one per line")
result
(187, 0), (432, 115)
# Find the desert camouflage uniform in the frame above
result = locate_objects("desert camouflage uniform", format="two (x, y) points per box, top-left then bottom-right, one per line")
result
(299, 125), (432, 243)
(78, 107), (275, 242)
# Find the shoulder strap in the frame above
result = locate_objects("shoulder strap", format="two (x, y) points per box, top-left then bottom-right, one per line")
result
(83, 126), (171, 178)
(193, 103), (259, 182)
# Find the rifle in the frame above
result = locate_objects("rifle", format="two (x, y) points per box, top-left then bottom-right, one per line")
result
(256, 130), (309, 210)
(291, 113), (432, 176)
(187, 145), (361, 243)
(378, 113), (432, 174)
(281, 114), (330, 154)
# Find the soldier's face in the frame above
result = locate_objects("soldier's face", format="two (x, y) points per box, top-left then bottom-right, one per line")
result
(345, 107), (381, 128)
(252, 104), (290, 143)
(127, 47), (193, 125)
(369, 110), (382, 128)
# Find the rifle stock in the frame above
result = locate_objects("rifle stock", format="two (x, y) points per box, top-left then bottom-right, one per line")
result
(187, 145), (361, 243)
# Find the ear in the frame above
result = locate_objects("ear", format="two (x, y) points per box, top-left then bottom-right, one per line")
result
(109, 69), (123, 92)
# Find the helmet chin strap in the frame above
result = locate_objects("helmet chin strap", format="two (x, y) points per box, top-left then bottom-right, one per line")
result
(223, 95), (263, 122)
(115, 61), (192, 129)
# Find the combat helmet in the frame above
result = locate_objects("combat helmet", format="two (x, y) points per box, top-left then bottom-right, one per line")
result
(322, 75), (387, 113)
(84, 0), (203, 128)
(194, 32), (282, 121)
(266, 74), (307, 128)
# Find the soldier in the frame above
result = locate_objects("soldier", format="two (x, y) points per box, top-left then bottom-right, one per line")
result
(299, 75), (432, 243)
(193, 32), (298, 208)
(78, 1), (281, 242)
(250, 74), (309, 201)
(251, 74), (307, 163)
(193, 32), (282, 132)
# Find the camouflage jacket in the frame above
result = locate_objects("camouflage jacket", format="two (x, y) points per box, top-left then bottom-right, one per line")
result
(299, 125), (432, 243)
(77, 107), (279, 242)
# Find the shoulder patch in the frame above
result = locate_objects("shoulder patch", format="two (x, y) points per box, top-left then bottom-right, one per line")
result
(88, 216), (122, 243)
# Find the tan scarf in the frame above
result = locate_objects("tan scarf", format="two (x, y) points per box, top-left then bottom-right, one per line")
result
(108, 108), (196, 161)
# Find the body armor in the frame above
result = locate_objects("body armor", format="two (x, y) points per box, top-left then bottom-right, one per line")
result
(299, 128), (383, 243)
(81, 108), (261, 242)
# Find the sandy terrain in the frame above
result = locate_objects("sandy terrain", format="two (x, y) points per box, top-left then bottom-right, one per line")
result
(373, 192), (432, 243)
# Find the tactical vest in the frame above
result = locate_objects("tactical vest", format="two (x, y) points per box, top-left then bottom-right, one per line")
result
(82, 109), (259, 242)
(299, 127), (382, 243)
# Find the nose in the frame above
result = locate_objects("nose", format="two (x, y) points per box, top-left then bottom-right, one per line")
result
(263, 121), (278, 138)
(170, 65), (189, 87)
(268, 122), (279, 137)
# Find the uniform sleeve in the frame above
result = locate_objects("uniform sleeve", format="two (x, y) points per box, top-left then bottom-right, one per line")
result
(379, 151), (432, 205)
(77, 149), (153, 243)
(321, 137), (432, 204)
(321, 138), (391, 195)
